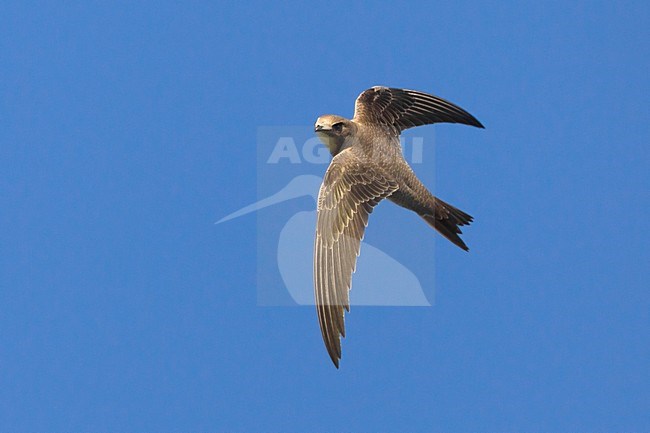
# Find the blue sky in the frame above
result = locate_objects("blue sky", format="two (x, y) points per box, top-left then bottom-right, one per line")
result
(1, 1), (649, 432)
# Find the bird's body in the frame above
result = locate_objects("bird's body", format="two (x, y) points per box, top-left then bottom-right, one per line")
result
(313, 86), (483, 367)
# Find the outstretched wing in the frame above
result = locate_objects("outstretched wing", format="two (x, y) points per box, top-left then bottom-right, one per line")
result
(314, 149), (398, 368)
(353, 86), (484, 133)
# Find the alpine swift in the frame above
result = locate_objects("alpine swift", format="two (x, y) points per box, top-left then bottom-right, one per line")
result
(313, 86), (484, 368)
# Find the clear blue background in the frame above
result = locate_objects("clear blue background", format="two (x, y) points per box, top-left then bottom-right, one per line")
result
(2, 1), (649, 432)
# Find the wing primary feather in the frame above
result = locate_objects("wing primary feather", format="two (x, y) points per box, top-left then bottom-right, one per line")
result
(354, 86), (484, 131)
(314, 150), (398, 367)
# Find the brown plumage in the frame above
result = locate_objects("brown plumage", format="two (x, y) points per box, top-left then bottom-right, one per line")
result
(313, 86), (484, 367)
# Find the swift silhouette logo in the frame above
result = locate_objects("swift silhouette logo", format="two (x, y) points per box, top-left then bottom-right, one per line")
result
(216, 126), (435, 306)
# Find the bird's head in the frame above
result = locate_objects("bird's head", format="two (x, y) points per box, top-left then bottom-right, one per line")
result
(314, 115), (355, 156)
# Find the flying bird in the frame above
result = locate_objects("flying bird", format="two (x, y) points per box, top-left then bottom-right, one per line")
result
(313, 86), (484, 367)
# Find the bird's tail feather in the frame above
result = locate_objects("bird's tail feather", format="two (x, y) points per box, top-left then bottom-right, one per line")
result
(421, 199), (473, 251)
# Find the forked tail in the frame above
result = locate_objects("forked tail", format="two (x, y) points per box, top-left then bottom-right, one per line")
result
(421, 198), (473, 251)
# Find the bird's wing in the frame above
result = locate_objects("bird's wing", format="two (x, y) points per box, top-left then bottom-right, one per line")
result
(353, 86), (484, 133)
(314, 150), (398, 368)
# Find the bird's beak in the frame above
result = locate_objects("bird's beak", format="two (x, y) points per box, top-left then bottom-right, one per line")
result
(314, 124), (329, 132)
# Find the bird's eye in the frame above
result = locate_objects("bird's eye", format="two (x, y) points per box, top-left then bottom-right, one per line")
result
(332, 122), (343, 132)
